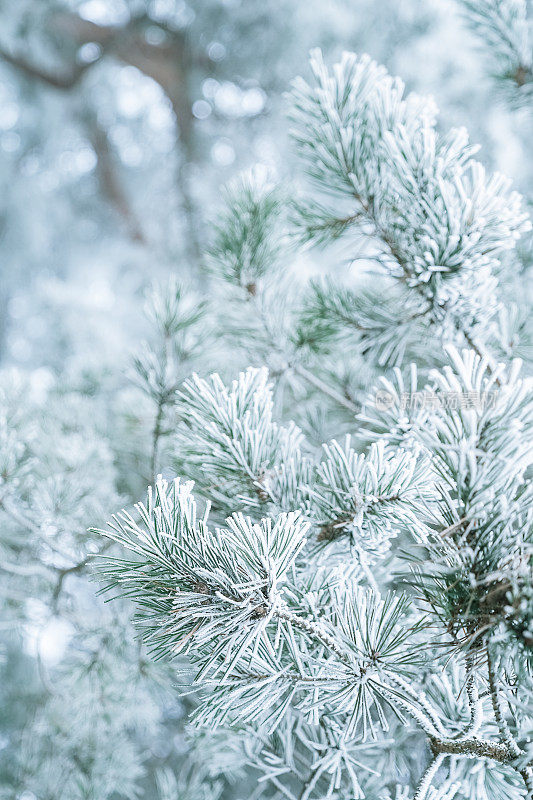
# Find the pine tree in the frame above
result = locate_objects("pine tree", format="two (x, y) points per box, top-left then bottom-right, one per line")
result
(94, 50), (533, 800)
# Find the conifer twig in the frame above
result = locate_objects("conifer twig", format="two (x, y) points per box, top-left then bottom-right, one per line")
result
(486, 646), (533, 793)
(413, 752), (444, 800)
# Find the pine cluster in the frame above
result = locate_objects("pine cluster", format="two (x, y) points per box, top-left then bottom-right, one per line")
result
(94, 50), (533, 800)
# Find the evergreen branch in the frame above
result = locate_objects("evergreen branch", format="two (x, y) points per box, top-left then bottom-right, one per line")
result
(486, 648), (521, 756)
(289, 49), (530, 364)
(379, 683), (447, 740)
(275, 608), (357, 671)
(486, 647), (533, 793)
(380, 680), (523, 769)
(428, 735), (511, 763)
(412, 752), (444, 800)
(457, 656), (483, 738)
(74, 44), (533, 799)
(389, 674), (447, 738)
